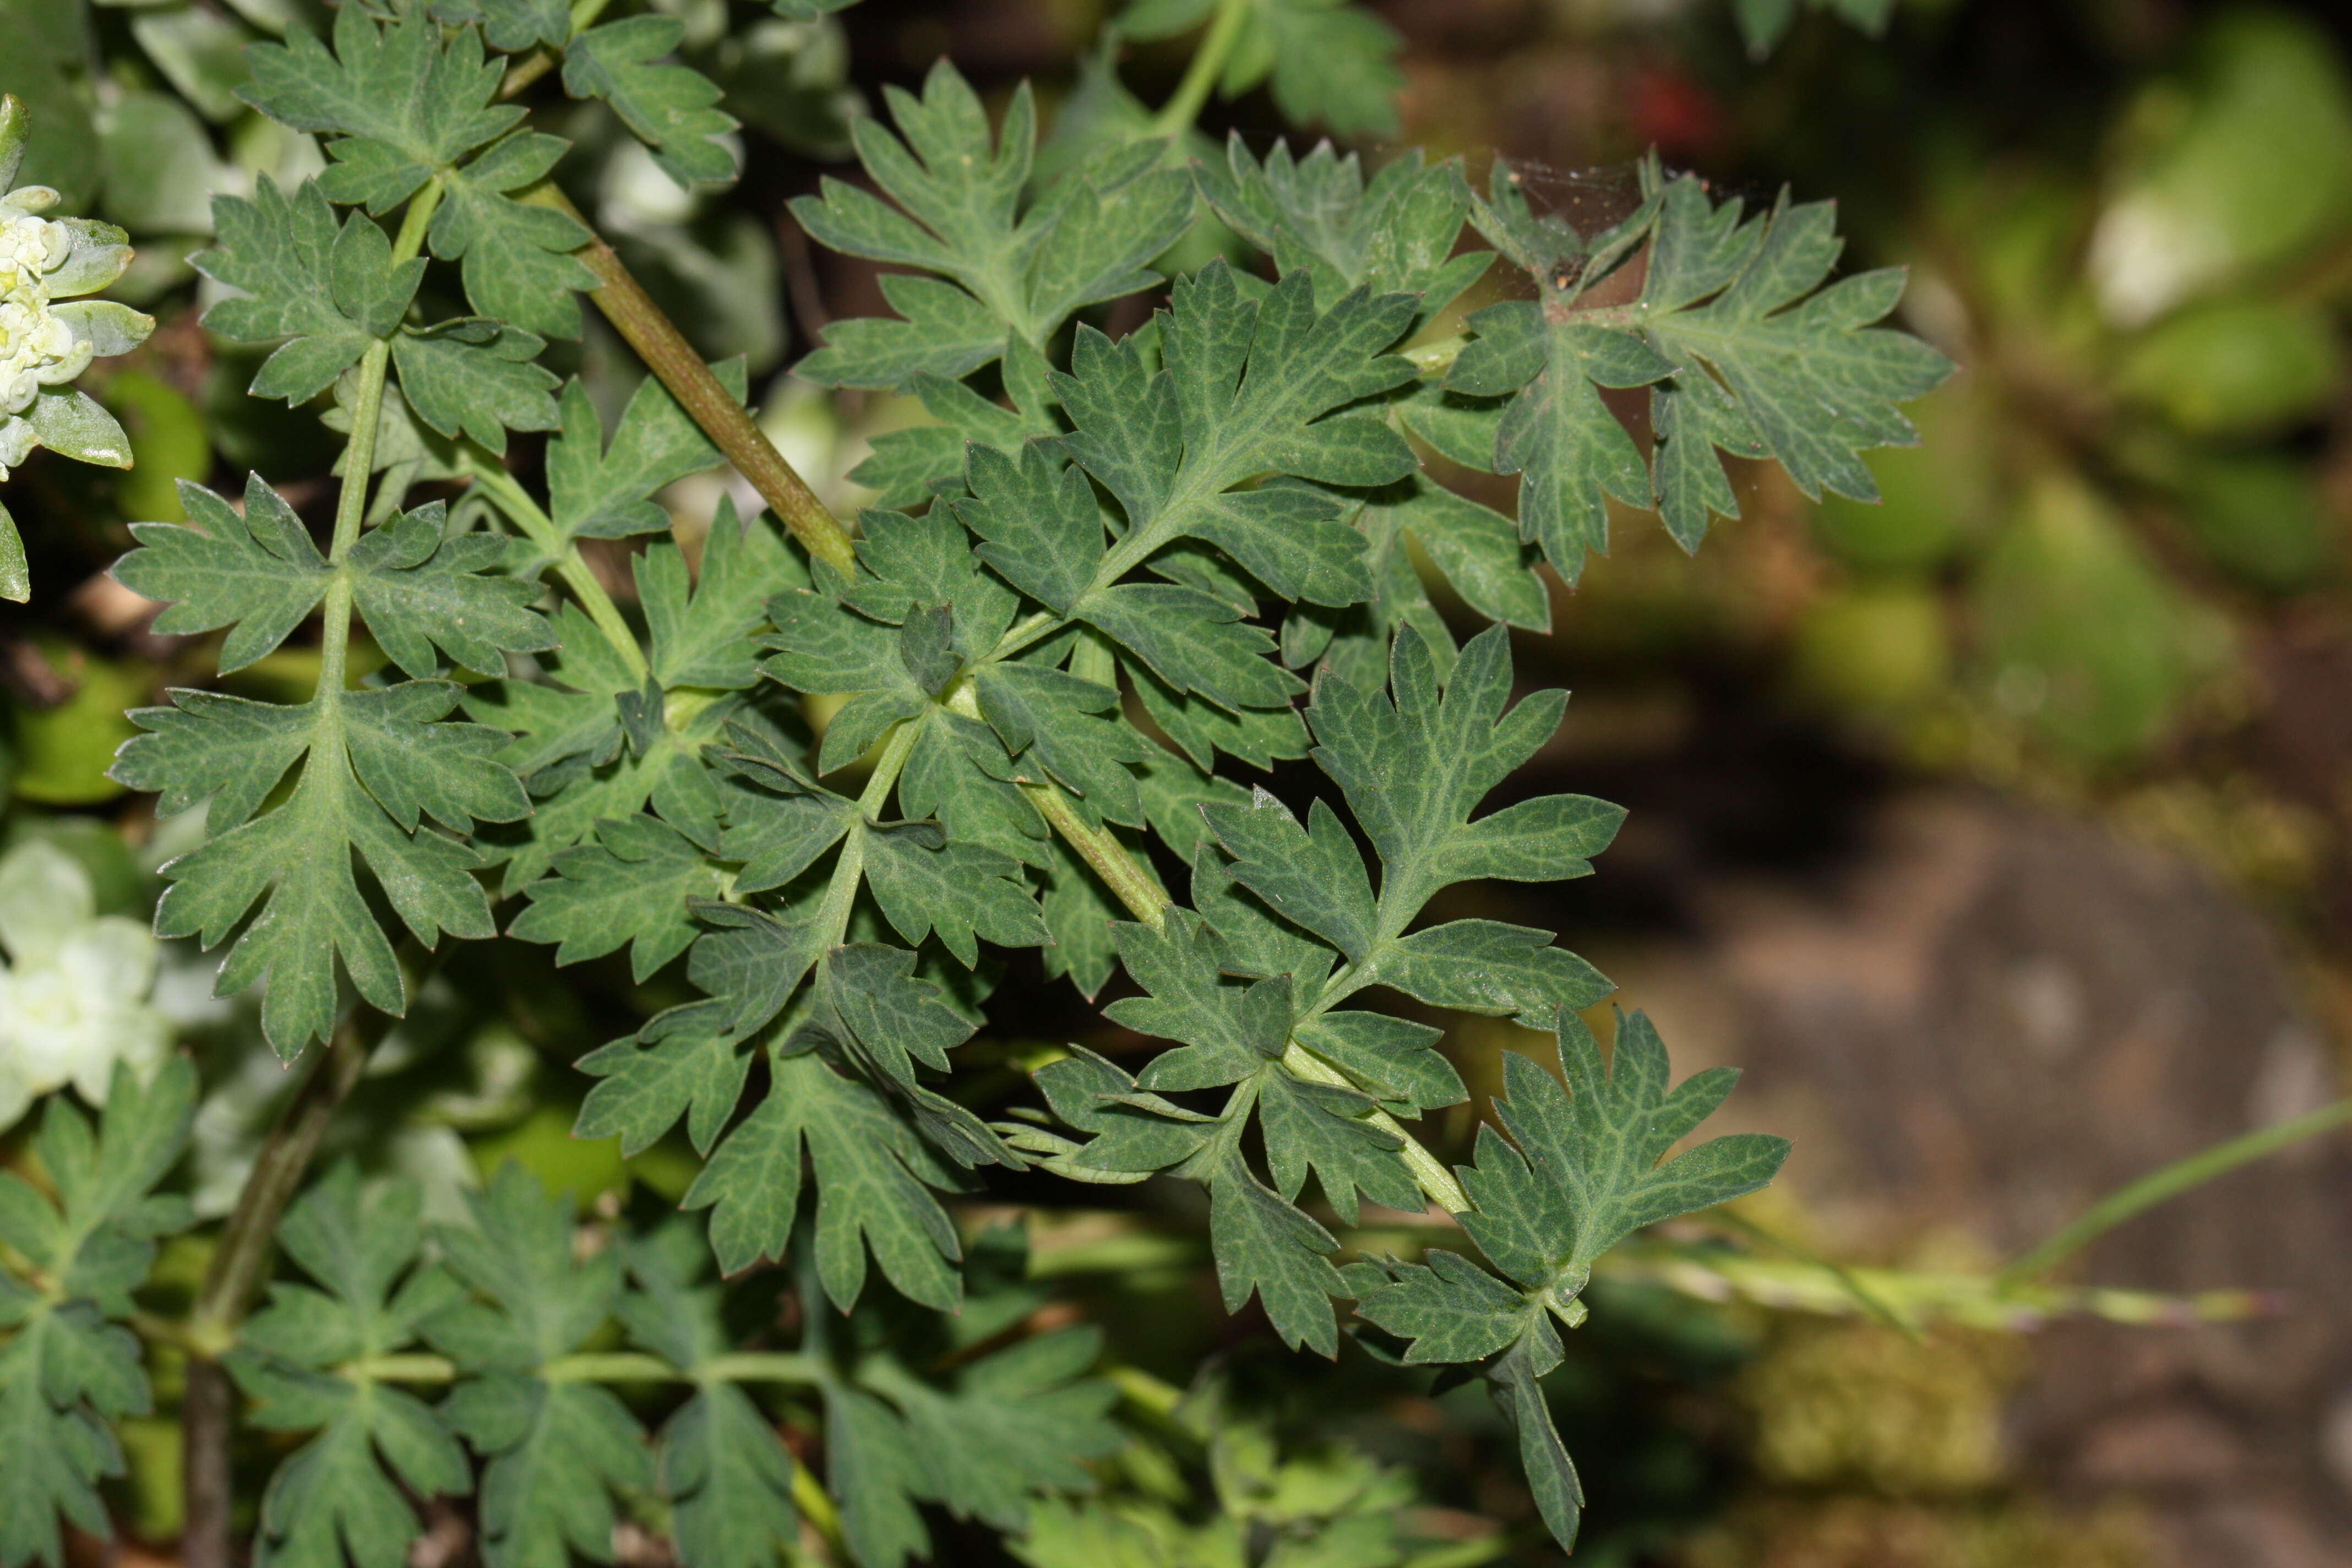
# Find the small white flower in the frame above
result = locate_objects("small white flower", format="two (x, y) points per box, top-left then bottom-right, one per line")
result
(0, 94), (156, 600)
(0, 840), (175, 1133)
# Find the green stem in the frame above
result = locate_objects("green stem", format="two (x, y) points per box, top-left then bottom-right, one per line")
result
(1104, 1363), (1186, 1419)
(813, 717), (925, 945)
(1020, 778), (1169, 919)
(464, 458), (651, 682)
(519, 182), (859, 576)
(792, 1463), (848, 1557)
(698, 1351), (827, 1384)
(338, 1349), (826, 1385)
(1998, 1098), (2352, 1285)
(317, 178), (442, 690)
(1148, 0), (1249, 139)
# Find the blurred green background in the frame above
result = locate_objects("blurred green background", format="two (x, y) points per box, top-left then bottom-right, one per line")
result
(5, 0), (2352, 1563)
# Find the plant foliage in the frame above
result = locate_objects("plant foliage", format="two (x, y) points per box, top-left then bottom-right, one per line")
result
(0, 0), (1959, 1561)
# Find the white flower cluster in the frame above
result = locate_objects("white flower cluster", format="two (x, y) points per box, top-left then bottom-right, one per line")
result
(0, 840), (172, 1131)
(0, 94), (151, 601)
(0, 201), (91, 482)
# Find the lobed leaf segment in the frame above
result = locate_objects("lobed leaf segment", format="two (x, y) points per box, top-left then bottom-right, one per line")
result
(73, 3), (1942, 1561)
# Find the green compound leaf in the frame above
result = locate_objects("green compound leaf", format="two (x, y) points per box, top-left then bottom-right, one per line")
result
(1054, 262), (1419, 607)
(1033, 923), (1361, 1355)
(429, 1166), (652, 1568)
(228, 1167), (469, 1568)
(899, 709), (1052, 869)
(111, 472), (549, 1055)
(1351, 1009), (1789, 1554)
(0, 1306), (138, 1568)
(1201, 1141), (1351, 1355)
(685, 1048), (968, 1309)
(429, 130), (600, 341)
(573, 1005), (755, 1159)
(242, 6), (520, 210)
(194, 179), (422, 405)
(543, 362), (741, 548)
(0, 1060), (195, 1319)
(1282, 475), (1548, 694)
(111, 679), (529, 1057)
(1117, 0), (1403, 136)
(646, 497), (808, 691)
(850, 1326), (1123, 1549)
(863, 820), (1050, 967)
(851, 371), (1053, 509)
(657, 1383), (799, 1567)
(826, 1384), (937, 1568)
(1449, 162), (1953, 579)
(0, 1062), (196, 1568)
(507, 813), (725, 981)
(973, 662), (1155, 829)
(565, 17), (740, 188)
(391, 318), (562, 456)
(613, 1229), (803, 1568)
(1238, 623), (1623, 1022)
(956, 442), (1305, 714)
(1445, 297), (1671, 585)
(1016, 628), (1627, 1358)
(1462, 1014), (1792, 1310)
(116, 481), (552, 679)
(242, 6), (597, 337)
(470, 499), (803, 891)
(1195, 138), (1492, 324)
(791, 61), (1194, 389)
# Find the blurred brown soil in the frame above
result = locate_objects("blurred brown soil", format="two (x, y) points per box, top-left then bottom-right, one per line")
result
(1602, 791), (2352, 1567)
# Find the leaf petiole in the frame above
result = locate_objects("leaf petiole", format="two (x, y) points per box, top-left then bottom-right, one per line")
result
(462, 454), (652, 683)
(1149, 0), (1250, 139)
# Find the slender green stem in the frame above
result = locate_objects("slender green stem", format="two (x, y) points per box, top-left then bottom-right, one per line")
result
(1148, 0), (1249, 139)
(317, 178), (443, 693)
(813, 716), (926, 945)
(1104, 1363), (1186, 1419)
(698, 1351), (827, 1384)
(1999, 1098), (2352, 1285)
(465, 457), (651, 682)
(344, 1353), (460, 1383)
(1700, 1208), (1918, 1339)
(337, 1349), (825, 1386)
(1021, 779), (1169, 918)
(792, 1462), (848, 1556)
(518, 182), (859, 575)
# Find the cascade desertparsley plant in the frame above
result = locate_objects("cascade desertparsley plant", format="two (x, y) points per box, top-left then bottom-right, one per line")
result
(0, 1), (1952, 1564)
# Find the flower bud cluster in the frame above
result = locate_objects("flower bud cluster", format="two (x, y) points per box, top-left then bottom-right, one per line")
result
(0, 197), (92, 480)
